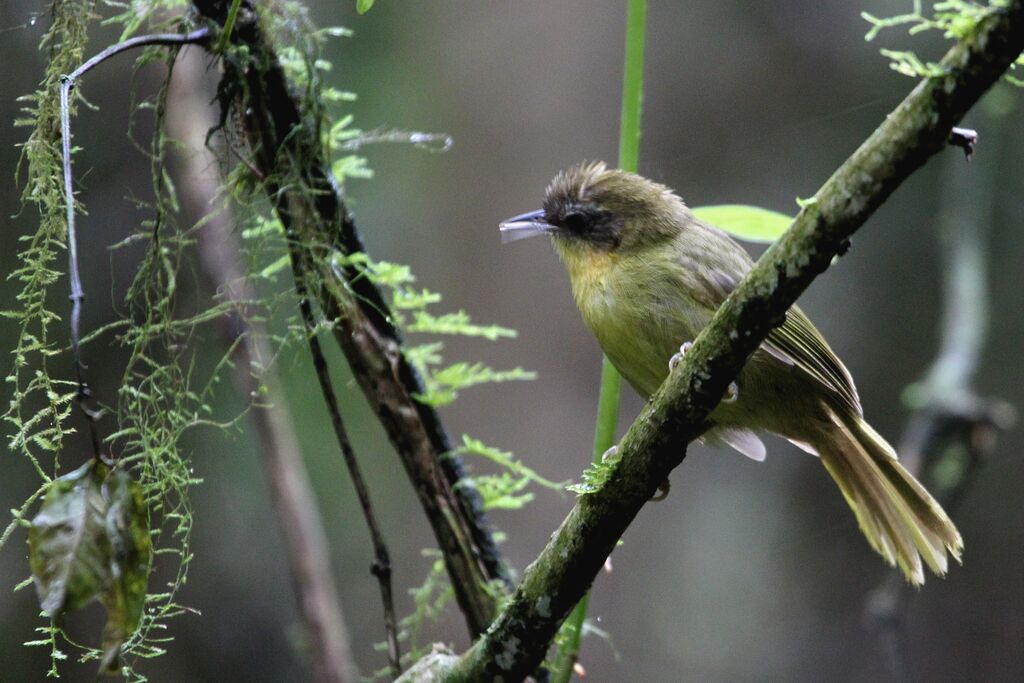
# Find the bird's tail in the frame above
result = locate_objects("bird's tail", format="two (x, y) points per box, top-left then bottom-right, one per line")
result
(815, 408), (963, 586)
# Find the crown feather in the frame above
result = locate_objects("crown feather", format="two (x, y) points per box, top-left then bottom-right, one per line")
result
(544, 161), (609, 210)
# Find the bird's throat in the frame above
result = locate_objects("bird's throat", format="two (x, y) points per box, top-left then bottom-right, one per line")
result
(554, 240), (622, 308)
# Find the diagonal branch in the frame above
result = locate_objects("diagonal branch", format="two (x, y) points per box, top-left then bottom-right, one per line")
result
(440, 3), (1024, 680)
(190, 0), (507, 636)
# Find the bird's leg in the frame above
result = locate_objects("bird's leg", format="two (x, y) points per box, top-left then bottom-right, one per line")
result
(669, 341), (739, 402)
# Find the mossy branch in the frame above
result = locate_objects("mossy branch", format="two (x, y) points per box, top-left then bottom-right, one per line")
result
(437, 3), (1024, 680)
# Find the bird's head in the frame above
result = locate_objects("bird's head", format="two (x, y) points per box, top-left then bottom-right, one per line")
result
(500, 162), (687, 258)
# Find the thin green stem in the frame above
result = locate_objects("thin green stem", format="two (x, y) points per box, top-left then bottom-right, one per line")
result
(592, 356), (625, 454)
(216, 0), (243, 53)
(617, 0), (647, 174)
(553, 1), (645, 680)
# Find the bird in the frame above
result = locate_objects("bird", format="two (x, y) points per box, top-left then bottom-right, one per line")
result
(499, 161), (962, 586)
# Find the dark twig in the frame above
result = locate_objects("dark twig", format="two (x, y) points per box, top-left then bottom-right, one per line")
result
(193, 0), (507, 637)
(167, 52), (358, 683)
(437, 4), (1024, 679)
(58, 26), (212, 459)
(291, 249), (403, 679)
(305, 104), (511, 599)
(314, 269), (499, 635)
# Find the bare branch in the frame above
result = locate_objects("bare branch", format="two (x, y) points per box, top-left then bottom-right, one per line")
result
(291, 254), (403, 678)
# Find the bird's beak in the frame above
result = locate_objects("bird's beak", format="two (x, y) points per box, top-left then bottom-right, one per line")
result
(498, 209), (555, 243)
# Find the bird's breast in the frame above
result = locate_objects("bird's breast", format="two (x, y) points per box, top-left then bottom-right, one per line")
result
(565, 251), (703, 398)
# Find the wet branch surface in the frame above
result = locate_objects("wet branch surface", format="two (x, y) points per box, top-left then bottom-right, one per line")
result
(435, 3), (1024, 680)
(191, 0), (508, 638)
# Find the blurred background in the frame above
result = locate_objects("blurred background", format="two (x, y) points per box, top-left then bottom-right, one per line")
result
(1, 1), (1022, 681)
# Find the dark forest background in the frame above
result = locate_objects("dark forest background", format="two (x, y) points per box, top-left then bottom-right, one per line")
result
(1, 1), (1021, 681)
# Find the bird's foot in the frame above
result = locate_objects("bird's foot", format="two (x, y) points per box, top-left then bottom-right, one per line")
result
(669, 341), (739, 402)
(668, 341), (694, 371)
(650, 478), (671, 502)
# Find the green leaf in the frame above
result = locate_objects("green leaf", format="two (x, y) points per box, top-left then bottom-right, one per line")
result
(357, 0), (376, 14)
(393, 287), (442, 310)
(258, 254), (292, 280)
(29, 463), (109, 617)
(98, 469), (153, 672)
(470, 473), (535, 510)
(405, 342), (445, 370)
(28, 462), (152, 673)
(691, 205), (793, 243)
(331, 154), (374, 181)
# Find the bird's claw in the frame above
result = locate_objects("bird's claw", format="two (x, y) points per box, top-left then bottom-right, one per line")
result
(668, 342), (737, 402)
(668, 341), (694, 371)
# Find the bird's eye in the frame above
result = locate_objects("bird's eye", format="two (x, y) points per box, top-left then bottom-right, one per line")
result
(563, 212), (587, 232)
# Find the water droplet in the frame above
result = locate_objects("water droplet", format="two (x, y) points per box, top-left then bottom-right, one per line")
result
(410, 133), (453, 153)
(29, 15), (37, 26)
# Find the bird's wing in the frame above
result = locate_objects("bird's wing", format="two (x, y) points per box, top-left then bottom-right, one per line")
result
(765, 307), (862, 416)
(684, 220), (863, 416)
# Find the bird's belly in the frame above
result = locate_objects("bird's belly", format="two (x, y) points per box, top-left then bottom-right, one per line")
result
(575, 275), (816, 438)
(577, 282), (704, 399)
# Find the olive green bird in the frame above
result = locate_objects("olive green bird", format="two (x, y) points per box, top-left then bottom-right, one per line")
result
(500, 161), (962, 585)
